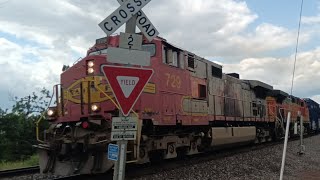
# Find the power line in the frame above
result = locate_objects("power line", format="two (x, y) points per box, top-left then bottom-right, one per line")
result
(280, 1), (304, 180)
(290, 0), (304, 97)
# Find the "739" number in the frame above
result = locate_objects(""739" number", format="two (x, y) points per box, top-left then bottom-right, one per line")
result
(165, 73), (181, 89)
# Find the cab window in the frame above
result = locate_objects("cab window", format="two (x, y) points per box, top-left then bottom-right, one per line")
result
(142, 44), (156, 56)
(162, 46), (184, 68)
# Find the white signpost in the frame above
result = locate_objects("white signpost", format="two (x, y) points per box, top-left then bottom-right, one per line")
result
(98, 0), (157, 179)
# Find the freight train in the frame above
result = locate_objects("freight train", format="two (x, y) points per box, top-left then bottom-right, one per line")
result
(35, 34), (318, 176)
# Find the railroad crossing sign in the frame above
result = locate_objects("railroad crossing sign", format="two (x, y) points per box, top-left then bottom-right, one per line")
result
(99, 0), (159, 41)
(101, 65), (154, 116)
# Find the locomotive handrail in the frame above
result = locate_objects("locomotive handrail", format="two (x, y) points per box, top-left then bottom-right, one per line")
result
(73, 57), (82, 65)
(36, 115), (45, 143)
(36, 85), (56, 143)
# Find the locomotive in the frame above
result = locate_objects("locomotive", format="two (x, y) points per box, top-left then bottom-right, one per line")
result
(36, 34), (311, 176)
(304, 98), (320, 133)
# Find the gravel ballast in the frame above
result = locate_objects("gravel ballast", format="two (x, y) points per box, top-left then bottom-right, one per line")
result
(133, 135), (320, 180)
(5, 135), (320, 180)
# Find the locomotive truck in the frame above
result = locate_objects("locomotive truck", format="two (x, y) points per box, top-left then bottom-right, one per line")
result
(36, 34), (310, 176)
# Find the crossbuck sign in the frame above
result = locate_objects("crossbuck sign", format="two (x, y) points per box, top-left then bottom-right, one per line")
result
(99, 0), (159, 41)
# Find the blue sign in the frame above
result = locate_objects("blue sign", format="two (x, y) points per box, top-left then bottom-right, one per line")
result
(108, 144), (119, 161)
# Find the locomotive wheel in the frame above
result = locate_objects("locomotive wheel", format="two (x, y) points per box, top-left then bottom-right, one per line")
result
(149, 150), (164, 163)
(139, 148), (146, 158)
(168, 144), (175, 154)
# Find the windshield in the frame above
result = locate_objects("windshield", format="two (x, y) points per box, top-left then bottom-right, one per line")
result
(142, 44), (156, 56)
(88, 48), (108, 56)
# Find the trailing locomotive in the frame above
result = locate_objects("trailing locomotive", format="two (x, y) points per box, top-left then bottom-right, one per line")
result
(304, 98), (320, 133)
(36, 34), (311, 176)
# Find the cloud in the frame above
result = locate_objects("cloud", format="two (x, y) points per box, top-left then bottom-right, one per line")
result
(302, 2), (320, 26)
(311, 95), (320, 104)
(0, 38), (69, 107)
(142, 0), (305, 58)
(302, 15), (320, 25)
(212, 23), (311, 57)
(223, 47), (320, 103)
(0, 0), (319, 109)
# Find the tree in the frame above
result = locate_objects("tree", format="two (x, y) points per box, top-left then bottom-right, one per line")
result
(11, 87), (51, 117)
(0, 88), (51, 161)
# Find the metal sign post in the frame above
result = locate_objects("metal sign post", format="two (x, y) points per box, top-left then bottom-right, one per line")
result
(113, 16), (136, 180)
(298, 113), (305, 155)
(280, 112), (291, 180)
(113, 139), (127, 180)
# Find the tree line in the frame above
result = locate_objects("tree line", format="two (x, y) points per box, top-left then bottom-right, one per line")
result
(0, 88), (50, 162)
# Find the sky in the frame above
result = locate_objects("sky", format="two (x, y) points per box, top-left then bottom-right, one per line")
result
(1, 0), (320, 109)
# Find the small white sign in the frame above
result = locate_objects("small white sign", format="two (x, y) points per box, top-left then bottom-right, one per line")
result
(119, 32), (142, 50)
(117, 76), (139, 98)
(111, 131), (137, 141)
(112, 117), (138, 131)
(107, 47), (150, 66)
(99, 0), (152, 36)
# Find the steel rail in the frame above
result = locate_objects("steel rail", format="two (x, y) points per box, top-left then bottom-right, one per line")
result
(0, 166), (40, 178)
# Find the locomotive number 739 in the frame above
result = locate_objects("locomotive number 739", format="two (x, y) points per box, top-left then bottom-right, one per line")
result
(165, 73), (181, 89)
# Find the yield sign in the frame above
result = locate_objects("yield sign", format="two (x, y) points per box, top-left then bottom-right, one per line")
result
(101, 65), (154, 116)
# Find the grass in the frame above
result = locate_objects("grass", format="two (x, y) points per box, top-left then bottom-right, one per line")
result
(0, 154), (39, 170)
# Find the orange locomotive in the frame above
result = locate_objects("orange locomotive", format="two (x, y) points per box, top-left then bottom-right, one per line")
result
(36, 35), (310, 176)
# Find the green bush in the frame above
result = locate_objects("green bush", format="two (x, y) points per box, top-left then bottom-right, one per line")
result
(0, 88), (50, 162)
(0, 154), (39, 170)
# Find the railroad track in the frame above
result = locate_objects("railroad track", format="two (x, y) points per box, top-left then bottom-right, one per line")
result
(1, 135), (311, 179)
(125, 135), (310, 179)
(0, 166), (85, 180)
(0, 166), (40, 178)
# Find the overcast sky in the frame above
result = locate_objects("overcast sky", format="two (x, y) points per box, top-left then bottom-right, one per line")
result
(1, 0), (320, 109)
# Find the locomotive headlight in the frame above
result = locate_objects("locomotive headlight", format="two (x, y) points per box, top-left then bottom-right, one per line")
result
(87, 61), (94, 67)
(47, 109), (55, 116)
(88, 67), (94, 74)
(91, 104), (100, 112)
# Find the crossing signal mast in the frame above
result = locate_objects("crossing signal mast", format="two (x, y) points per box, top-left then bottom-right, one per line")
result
(98, 0), (157, 179)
